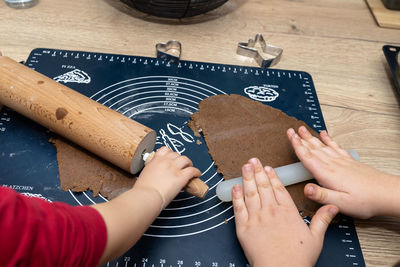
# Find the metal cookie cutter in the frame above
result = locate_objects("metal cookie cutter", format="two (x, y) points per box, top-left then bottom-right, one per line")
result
(156, 40), (182, 64)
(237, 34), (283, 68)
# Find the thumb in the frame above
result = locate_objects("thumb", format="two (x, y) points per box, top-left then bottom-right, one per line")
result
(309, 205), (339, 240)
(304, 183), (346, 206)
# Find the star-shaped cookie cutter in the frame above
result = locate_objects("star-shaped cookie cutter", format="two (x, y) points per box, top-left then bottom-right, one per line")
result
(237, 34), (283, 68)
(156, 40), (182, 64)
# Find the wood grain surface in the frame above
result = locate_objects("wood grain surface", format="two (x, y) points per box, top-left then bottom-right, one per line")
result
(1, 0), (400, 266)
(366, 0), (400, 29)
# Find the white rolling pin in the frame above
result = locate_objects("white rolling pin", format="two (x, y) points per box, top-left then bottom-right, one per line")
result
(216, 150), (360, 202)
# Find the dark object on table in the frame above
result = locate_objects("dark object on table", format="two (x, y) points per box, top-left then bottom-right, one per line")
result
(382, 45), (400, 94)
(121, 0), (229, 18)
(381, 0), (400, 10)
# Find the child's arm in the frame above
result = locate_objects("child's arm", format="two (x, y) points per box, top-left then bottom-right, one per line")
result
(287, 126), (400, 219)
(232, 158), (338, 267)
(92, 147), (201, 265)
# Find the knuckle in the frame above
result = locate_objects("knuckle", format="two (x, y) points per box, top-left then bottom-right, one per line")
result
(273, 182), (286, 192)
(245, 189), (257, 199)
(301, 147), (314, 159)
(184, 166), (195, 175)
(243, 174), (254, 181)
(266, 205), (276, 216)
(254, 214), (263, 223)
(319, 214), (331, 226)
(339, 193), (350, 204)
(233, 202), (244, 213)
(180, 155), (192, 164)
(311, 136), (320, 143)
(331, 140), (339, 147)
(257, 181), (270, 189)
(318, 188), (328, 202)
(341, 149), (352, 158)
(191, 167), (202, 177)
(254, 164), (263, 173)
(157, 146), (169, 154)
(303, 149), (314, 159)
(180, 155), (188, 160)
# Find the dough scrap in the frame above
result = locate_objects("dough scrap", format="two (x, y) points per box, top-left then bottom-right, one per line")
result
(190, 94), (320, 215)
(51, 137), (136, 200)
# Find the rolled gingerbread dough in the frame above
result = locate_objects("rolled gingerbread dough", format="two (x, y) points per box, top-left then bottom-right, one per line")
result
(189, 94), (320, 215)
(51, 137), (136, 200)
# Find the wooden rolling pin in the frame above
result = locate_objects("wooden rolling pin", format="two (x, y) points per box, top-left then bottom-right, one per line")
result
(0, 54), (209, 198)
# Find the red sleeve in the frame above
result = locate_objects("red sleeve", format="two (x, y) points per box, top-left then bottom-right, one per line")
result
(0, 187), (107, 267)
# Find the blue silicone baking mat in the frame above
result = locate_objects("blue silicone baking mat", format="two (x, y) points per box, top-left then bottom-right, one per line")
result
(0, 48), (365, 267)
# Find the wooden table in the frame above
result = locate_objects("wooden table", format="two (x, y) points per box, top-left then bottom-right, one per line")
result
(1, 0), (400, 266)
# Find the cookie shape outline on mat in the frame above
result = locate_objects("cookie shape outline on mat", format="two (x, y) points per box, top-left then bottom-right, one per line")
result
(21, 192), (52, 202)
(244, 85), (279, 102)
(53, 69), (91, 84)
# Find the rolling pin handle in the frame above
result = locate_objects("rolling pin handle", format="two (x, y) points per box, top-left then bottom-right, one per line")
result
(143, 151), (155, 165)
(143, 151), (209, 198)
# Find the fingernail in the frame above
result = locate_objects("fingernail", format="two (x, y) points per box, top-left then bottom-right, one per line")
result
(233, 184), (241, 192)
(232, 185), (242, 199)
(307, 186), (314, 196)
(328, 206), (339, 216)
(243, 164), (252, 172)
(264, 166), (272, 173)
(288, 128), (295, 135)
(249, 158), (258, 165)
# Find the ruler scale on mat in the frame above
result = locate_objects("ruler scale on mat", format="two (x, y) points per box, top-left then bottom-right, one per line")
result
(0, 48), (365, 267)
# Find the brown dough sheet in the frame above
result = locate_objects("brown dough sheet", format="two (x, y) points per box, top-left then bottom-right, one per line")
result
(51, 137), (136, 200)
(190, 94), (320, 215)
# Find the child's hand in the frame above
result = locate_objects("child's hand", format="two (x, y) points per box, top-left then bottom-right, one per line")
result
(287, 126), (400, 219)
(233, 158), (338, 267)
(135, 147), (201, 206)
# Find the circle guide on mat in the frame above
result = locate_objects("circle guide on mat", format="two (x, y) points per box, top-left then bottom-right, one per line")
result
(0, 48), (365, 267)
